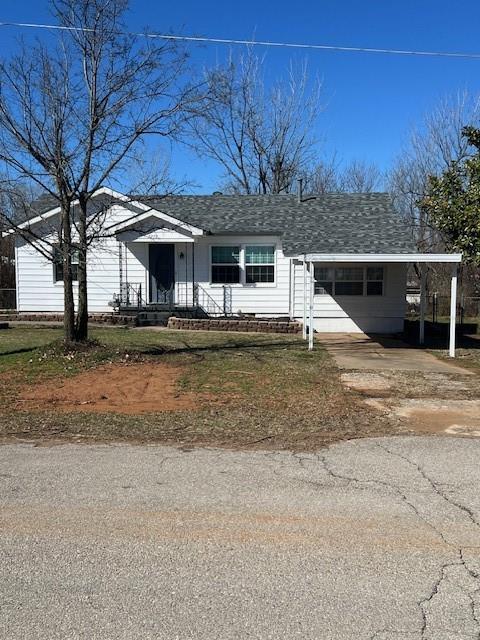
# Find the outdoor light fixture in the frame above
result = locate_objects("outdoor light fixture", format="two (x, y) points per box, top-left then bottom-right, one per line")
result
(179, 251), (185, 259)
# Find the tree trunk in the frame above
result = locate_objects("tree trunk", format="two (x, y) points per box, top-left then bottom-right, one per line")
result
(75, 197), (88, 342)
(61, 200), (76, 344)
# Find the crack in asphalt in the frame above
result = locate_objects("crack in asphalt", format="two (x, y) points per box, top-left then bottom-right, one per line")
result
(373, 443), (480, 640)
(375, 443), (480, 532)
(284, 444), (480, 640)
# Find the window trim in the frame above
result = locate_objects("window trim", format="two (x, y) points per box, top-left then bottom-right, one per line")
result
(314, 265), (385, 297)
(366, 266), (385, 297)
(210, 245), (241, 285)
(209, 243), (277, 287)
(245, 245), (275, 284)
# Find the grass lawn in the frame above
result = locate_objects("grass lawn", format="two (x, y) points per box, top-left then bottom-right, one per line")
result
(0, 325), (392, 450)
(438, 346), (480, 373)
(427, 334), (480, 374)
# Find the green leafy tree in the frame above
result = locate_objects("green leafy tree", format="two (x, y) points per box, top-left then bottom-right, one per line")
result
(420, 126), (480, 264)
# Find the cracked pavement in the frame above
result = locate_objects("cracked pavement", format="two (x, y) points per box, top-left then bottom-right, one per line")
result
(1, 437), (480, 639)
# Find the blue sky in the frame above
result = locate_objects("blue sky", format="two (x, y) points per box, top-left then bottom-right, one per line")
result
(1, 0), (480, 192)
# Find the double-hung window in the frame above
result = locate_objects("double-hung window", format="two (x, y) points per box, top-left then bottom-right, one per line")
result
(211, 246), (240, 284)
(366, 267), (384, 296)
(314, 267), (334, 295)
(334, 267), (364, 296)
(314, 266), (384, 296)
(53, 245), (79, 283)
(245, 245), (275, 283)
(210, 244), (276, 285)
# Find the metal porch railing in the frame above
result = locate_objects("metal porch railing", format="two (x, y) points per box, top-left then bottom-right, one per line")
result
(112, 281), (232, 316)
(177, 282), (232, 316)
(112, 282), (145, 309)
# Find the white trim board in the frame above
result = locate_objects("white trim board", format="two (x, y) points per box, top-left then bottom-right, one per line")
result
(297, 253), (463, 263)
(112, 210), (203, 236)
(3, 187), (205, 237)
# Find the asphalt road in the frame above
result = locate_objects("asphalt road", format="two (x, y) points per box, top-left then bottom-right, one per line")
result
(1, 436), (479, 639)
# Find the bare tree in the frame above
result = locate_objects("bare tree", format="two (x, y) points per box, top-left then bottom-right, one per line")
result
(304, 154), (341, 194)
(340, 159), (382, 193)
(388, 91), (480, 295)
(189, 50), (322, 194)
(304, 156), (382, 194)
(388, 91), (480, 250)
(0, 0), (202, 343)
(0, 196), (15, 305)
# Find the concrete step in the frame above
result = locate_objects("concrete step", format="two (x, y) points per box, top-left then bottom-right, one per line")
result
(136, 309), (206, 326)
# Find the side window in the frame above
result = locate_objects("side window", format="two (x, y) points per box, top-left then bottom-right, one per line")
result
(366, 266), (384, 296)
(211, 246), (240, 284)
(245, 246), (275, 283)
(53, 245), (79, 282)
(314, 267), (334, 295)
(334, 267), (364, 295)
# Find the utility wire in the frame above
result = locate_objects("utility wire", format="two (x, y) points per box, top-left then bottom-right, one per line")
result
(0, 20), (480, 60)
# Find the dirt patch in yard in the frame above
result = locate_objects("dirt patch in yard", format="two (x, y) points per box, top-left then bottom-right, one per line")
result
(341, 372), (393, 395)
(364, 397), (480, 437)
(16, 362), (211, 414)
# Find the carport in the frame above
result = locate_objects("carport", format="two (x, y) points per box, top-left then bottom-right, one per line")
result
(300, 252), (463, 357)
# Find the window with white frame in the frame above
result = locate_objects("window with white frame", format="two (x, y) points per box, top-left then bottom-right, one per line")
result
(210, 244), (276, 285)
(314, 267), (334, 295)
(314, 266), (384, 296)
(335, 267), (364, 295)
(53, 245), (79, 283)
(211, 246), (240, 284)
(245, 245), (275, 283)
(366, 266), (384, 296)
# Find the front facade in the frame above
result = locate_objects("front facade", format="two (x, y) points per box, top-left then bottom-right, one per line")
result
(11, 188), (461, 336)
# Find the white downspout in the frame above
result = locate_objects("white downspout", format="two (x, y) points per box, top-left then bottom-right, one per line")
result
(308, 261), (314, 351)
(302, 258), (307, 340)
(449, 264), (458, 358)
(419, 263), (426, 345)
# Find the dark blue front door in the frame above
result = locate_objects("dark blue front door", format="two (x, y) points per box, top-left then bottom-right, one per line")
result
(149, 244), (175, 303)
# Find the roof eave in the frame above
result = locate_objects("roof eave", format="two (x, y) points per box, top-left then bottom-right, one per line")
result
(293, 252), (463, 263)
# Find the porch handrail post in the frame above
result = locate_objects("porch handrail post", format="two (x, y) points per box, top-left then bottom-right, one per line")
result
(449, 264), (458, 358)
(308, 261), (314, 351)
(302, 259), (307, 340)
(193, 282), (199, 307)
(419, 263), (426, 345)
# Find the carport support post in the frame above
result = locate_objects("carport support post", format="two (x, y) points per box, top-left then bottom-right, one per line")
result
(419, 263), (426, 345)
(308, 261), (314, 351)
(449, 264), (458, 358)
(302, 259), (307, 340)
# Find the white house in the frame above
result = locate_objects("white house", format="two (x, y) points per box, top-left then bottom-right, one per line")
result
(8, 187), (462, 353)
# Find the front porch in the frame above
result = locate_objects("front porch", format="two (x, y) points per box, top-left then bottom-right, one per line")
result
(113, 280), (232, 320)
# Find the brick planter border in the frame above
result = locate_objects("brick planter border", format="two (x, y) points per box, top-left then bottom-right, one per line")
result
(0, 313), (136, 326)
(167, 317), (301, 334)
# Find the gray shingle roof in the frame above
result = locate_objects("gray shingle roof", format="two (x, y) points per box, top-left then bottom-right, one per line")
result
(25, 191), (416, 255)
(140, 192), (416, 255)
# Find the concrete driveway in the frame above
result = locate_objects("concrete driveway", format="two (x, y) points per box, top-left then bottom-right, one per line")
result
(318, 333), (472, 374)
(1, 438), (480, 639)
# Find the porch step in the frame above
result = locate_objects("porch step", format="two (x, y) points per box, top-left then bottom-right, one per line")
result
(137, 311), (172, 327)
(136, 308), (207, 326)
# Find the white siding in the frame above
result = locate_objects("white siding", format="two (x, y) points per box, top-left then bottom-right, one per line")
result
(16, 205), (138, 312)
(191, 236), (290, 316)
(293, 262), (407, 333)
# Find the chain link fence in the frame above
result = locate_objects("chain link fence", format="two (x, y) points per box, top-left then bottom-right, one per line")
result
(0, 289), (16, 310)
(407, 294), (480, 325)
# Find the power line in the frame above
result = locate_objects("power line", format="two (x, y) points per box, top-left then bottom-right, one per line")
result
(0, 20), (480, 60)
